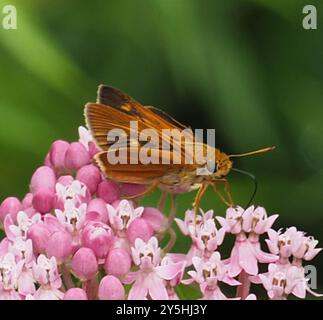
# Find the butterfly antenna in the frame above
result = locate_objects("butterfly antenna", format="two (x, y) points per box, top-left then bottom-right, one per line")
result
(229, 146), (275, 158)
(231, 168), (258, 208)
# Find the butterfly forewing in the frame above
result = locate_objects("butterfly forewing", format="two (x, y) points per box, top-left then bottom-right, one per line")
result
(95, 147), (196, 184)
(85, 85), (207, 186)
(97, 85), (190, 131)
(87, 86), (196, 153)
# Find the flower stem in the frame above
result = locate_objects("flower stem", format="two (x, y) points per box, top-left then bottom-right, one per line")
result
(82, 276), (99, 300)
(61, 264), (74, 290)
(236, 271), (250, 299)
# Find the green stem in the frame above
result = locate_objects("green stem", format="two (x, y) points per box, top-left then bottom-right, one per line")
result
(61, 264), (74, 290)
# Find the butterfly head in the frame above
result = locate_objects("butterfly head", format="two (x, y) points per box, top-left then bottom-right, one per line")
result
(214, 152), (233, 178)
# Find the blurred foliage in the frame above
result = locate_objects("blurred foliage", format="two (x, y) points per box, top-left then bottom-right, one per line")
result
(0, 0), (323, 292)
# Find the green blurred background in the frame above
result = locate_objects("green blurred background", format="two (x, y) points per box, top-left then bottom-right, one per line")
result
(0, 0), (322, 295)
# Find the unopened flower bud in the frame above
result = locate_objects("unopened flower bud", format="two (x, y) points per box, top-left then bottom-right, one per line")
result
(57, 175), (74, 186)
(64, 142), (91, 171)
(71, 248), (98, 281)
(76, 164), (102, 194)
(86, 198), (108, 223)
(127, 218), (154, 244)
(142, 207), (167, 232)
(49, 140), (70, 169)
(44, 152), (53, 167)
(27, 222), (51, 254)
(104, 248), (131, 276)
(0, 197), (22, 223)
(97, 181), (120, 204)
(98, 275), (125, 300)
(30, 166), (56, 193)
(81, 222), (114, 259)
(63, 288), (88, 300)
(22, 193), (33, 209)
(46, 231), (73, 262)
(32, 189), (55, 214)
(89, 142), (99, 158)
(120, 183), (146, 198)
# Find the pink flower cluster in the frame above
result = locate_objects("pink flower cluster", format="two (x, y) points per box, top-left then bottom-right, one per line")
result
(177, 207), (322, 300)
(0, 127), (321, 300)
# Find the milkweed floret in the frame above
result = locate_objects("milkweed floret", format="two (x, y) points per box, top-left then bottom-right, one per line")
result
(0, 126), (320, 300)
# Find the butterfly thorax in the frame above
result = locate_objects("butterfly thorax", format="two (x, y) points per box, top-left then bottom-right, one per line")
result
(158, 149), (233, 194)
(213, 149), (233, 178)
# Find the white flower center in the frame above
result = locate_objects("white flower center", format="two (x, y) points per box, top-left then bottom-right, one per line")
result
(272, 272), (287, 289)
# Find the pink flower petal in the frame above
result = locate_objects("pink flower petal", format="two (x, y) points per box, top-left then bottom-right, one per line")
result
(18, 272), (36, 296)
(204, 210), (213, 220)
(166, 253), (187, 263)
(228, 244), (242, 277)
(239, 241), (258, 275)
(259, 274), (271, 291)
(249, 274), (262, 284)
(155, 262), (185, 280)
(304, 248), (322, 261)
(181, 277), (194, 285)
(222, 274), (241, 286)
(264, 214), (279, 231)
(215, 216), (228, 230)
(44, 214), (63, 233)
(174, 218), (189, 235)
(217, 227), (226, 245)
(128, 278), (148, 300)
(292, 282), (306, 299)
(142, 208), (166, 232)
(4, 215), (15, 240)
(123, 271), (139, 285)
(242, 206), (254, 232)
(253, 243), (278, 263)
(265, 239), (279, 255)
(148, 274), (169, 300)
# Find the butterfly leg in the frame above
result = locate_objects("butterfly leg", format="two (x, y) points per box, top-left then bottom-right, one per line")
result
(158, 194), (176, 247)
(123, 180), (159, 200)
(158, 191), (168, 212)
(212, 182), (232, 207)
(162, 228), (177, 254)
(223, 179), (234, 206)
(167, 194), (177, 228)
(193, 184), (209, 216)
